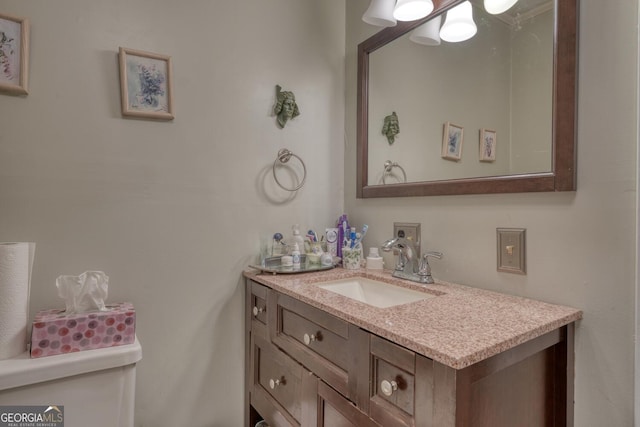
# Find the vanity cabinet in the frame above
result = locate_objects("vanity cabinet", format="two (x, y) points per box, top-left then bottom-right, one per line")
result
(245, 278), (575, 427)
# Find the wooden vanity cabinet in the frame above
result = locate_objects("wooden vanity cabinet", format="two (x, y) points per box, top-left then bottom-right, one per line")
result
(245, 279), (575, 427)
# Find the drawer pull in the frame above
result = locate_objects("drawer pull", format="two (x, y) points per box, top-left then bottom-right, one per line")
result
(380, 379), (398, 397)
(269, 378), (281, 389)
(252, 306), (264, 316)
(303, 333), (317, 345)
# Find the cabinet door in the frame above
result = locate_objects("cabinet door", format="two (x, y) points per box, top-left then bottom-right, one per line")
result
(317, 381), (381, 427)
(250, 334), (317, 427)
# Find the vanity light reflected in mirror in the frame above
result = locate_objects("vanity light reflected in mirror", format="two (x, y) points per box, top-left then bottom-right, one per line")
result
(409, 15), (442, 45)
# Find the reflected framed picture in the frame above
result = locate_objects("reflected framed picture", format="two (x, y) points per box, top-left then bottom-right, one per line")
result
(118, 47), (174, 120)
(441, 122), (463, 161)
(0, 13), (29, 95)
(480, 128), (497, 162)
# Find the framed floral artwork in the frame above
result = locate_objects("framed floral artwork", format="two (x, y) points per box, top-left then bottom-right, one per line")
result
(118, 47), (174, 120)
(0, 13), (29, 95)
(480, 128), (497, 162)
(441, 122), (463, 161)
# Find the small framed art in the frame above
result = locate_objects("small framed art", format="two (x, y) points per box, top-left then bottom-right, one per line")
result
(118, 47), (174, 120)
(480, 128), (497, 162)
(441, 122), (463, 161)
(0, 13), (29, 95)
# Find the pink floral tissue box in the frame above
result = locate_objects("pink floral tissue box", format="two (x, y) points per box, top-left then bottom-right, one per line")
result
(30, 303), (136, 358)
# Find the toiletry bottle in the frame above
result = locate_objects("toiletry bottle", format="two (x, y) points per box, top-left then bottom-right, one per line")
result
(366, 247), (384, 270)
(291, 224), (305, 251)
(292, 243), (301, 269)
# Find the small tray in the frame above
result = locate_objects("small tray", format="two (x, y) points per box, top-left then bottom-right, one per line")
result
(249, 255), (338, 275)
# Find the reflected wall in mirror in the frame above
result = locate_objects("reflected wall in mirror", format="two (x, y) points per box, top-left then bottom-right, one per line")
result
(357, 0), (577, 197)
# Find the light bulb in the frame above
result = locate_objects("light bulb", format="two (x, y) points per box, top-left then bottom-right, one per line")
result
(409, 15), (442, 46)
(393, 0), (434, 22)
(362, 0), (397, 27)
(440, 1), (477, 43)
(484, 0), (518, 15)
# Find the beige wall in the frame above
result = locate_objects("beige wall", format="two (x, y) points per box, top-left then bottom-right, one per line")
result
(0, 1), (345, 425)
(346, 0), (637, 426)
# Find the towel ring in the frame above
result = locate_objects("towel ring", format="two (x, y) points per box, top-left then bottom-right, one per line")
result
(382, 160), (407, 184)
(273, 148), (307, 191)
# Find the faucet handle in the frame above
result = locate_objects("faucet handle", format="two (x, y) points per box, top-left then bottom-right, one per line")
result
(418, 252), (443, 284)
(423, 251), (442, 260)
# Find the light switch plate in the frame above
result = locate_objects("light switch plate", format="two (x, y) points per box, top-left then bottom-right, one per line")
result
(393, 222), (421, 257)
(497, 228), (526, 274)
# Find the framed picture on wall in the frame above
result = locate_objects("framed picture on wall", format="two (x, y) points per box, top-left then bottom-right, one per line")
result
(0, 13), (29, 95)
(479, 128), (497, 162)
(441, 122), (463, 161)
(118, 47), (174, 120)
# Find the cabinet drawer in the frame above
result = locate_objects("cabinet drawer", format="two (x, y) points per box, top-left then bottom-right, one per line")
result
(251, 334), (305, 425)
(269, 291), (368, 402)
(250, 281), (269, 325)
(369, 335), (417, 427)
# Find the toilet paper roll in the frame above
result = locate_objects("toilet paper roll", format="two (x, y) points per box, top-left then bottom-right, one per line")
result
(0, 242), (35, 360)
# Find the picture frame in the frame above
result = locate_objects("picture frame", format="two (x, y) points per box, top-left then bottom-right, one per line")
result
(0, 13), (29, 95)
(441, 122), (463, 161)
(479, 128), (497, 162)
(118, 47), (174, 120)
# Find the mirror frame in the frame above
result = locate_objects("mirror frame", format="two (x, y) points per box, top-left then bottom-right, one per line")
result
(357, 0), (578, 198)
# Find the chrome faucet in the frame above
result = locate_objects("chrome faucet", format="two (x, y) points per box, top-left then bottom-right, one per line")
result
(381, 237), (419, 274)
(381, 237), (442, 284)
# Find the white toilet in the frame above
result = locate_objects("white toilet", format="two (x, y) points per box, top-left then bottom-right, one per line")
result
(0, 337), (142, 427)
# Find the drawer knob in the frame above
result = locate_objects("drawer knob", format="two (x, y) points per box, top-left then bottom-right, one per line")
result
(269, 378), (281, 389)
(303, 333), (317, 345)
(252, 306), (264, 316)
(380, 379), (398, 397)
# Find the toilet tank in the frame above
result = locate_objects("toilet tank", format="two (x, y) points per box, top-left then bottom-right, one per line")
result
(0, 337), (142, 427)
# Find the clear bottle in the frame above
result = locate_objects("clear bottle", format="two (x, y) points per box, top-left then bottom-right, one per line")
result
(290, 224), (305, 250)
(291, 243), (301, 269)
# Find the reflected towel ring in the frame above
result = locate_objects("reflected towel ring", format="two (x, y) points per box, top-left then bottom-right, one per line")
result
(382, 160), (407, 184)
(272, 148), (307, 191)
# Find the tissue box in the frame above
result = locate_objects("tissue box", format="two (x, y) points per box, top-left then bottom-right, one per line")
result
(30, 303), (135, 358)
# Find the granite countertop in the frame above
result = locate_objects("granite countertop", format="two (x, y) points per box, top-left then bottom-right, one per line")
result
(244, 268), (582, 369)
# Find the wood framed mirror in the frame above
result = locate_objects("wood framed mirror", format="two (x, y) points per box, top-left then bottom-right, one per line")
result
(357, 0), (577, 198)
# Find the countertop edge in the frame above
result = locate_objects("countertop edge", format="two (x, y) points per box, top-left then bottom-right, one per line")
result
(244, 268), (583, 370)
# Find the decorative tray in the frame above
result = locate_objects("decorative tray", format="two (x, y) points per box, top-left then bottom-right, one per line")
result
(249, 255), (338, 275)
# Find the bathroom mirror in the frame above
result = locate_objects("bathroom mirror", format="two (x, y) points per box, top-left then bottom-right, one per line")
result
(357, 0), (577, 197)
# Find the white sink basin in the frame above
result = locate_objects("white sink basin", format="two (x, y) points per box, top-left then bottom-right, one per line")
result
(316, 277), (435, 308)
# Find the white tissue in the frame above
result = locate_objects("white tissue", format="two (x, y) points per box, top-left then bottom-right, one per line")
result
(0, 242), (35, 360)
(56, 271), (109, 314)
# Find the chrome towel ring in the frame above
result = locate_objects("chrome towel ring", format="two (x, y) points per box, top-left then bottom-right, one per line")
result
(273, 148), (307, 191)
(382, 160), (407, 184)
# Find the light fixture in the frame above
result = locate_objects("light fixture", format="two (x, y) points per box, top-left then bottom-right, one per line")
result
(439, 1), (477, 43)
(362, 0), (397, 27)
(484, 0), (518, 15)
(409, 15), (442, 46)
(393, 0), (434, 22)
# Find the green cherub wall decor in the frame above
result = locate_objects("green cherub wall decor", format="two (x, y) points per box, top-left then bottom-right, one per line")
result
(382, 112), (400, 145)
(273, 85), (300, 128)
